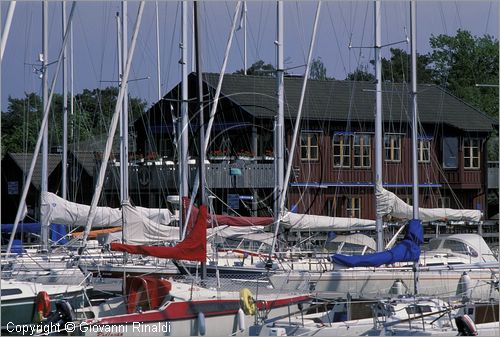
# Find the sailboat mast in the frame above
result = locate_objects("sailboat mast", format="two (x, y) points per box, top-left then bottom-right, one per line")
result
(193, 1), (206, 279)
(62, 1), (68, 200)
(410, 0), (420, 295)
(41, 0), (49, 252)
(155, 1), (161, 101)
(120, 1), (129, 204)
(374, 0), (384, 252)
(0, 1), (16, 61)
(179, 0), (189, 239)
(273, 0), (284, 256)
(243, 1), (247, 74)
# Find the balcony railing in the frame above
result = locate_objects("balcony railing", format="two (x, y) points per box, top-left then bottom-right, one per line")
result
(103, 160), (275, 191)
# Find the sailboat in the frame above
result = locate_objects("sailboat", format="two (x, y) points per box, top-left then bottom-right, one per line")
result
(268, 0), (498, 303)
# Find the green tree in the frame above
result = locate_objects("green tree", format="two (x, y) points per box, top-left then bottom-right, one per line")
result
(234, 60), (276, 76)
(309, 57), (330, 80)
(1, 87), (147, 156)
(429, 29), (498, 117)
(345, 65), (375, 81)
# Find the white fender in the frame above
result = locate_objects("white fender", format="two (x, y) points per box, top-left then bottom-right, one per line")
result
(237, 308), (246, 331)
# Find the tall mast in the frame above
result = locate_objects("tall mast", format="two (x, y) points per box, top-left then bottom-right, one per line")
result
(41, 0), (49, 252)
(273, 0), (285, 258)
(179, 0), (189, 239)
(79, 1), (145, 251)
(374, 0), (384, 252)
(193, 1), (206, 279)
(155, 0), (161, 101)
(243, 1), (247, 74)
(7, 2), (77, 255)
(120, 1), (129, 205)
(410, 0), (420, 295)
(0, 1), (16, 61)
(62, 1), (68, 200)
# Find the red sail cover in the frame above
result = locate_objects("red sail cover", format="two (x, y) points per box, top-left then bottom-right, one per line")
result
(182, 197), (273, 227)
(111, 205), (207, 262)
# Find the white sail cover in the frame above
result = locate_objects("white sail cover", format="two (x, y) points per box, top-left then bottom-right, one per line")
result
(117, 205), (180, 245)
(40, 192), (175, 229)
(376, 186), (482, 222)
(281, 212), (376, 231)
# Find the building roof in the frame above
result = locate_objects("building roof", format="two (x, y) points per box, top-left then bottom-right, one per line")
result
(200, 73), (496, 132)
(7, 153), (61, 190)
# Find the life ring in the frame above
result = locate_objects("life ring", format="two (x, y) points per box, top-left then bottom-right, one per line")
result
(455, 315), (478, 336)
(239, 288), (256, 316)
(34, 291), (51, 322)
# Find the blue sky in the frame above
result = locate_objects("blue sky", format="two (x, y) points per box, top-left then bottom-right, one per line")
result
(1, 1), (498, 111)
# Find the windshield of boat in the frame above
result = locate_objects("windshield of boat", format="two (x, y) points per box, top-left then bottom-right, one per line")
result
(423, 238), (478, 257)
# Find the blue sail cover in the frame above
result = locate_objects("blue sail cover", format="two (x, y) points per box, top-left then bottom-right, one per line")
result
(331, 219), (423, 268)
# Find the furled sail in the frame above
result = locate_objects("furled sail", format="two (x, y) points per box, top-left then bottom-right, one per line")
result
(110, 205), (207, 262)
(281, 212), (376, 231)
(376, 186), (482, 222)
(331, 219), (423, 267)
(40, 192), (175, 228)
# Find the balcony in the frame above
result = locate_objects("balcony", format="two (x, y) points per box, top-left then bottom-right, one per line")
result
(488, 161), (499, 189)
(103, 159), (275, 191)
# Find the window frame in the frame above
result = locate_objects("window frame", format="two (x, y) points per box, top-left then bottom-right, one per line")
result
(346, 197), (361, 218)
(353, 134), (371, 168)
(332, 134), (351, 168)
(384, 133), (402, 162)
(418, 139), (431, 163)
(463, 138), (480, 169)
(300, 132), (320, 161)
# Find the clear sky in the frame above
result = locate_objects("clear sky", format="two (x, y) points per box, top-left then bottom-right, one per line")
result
(1, 1), (498, 112)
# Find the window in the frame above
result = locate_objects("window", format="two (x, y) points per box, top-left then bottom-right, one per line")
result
(443, 137), (458, 168)
(464, 138), (480, 169)
(418, 140), (431, 163)
(301, 132), (319, 161)
(346, 197), (361, 218)
(384, 134), (402, 162)
(353, 134), (371, 168)
(333, 134), (351, 167)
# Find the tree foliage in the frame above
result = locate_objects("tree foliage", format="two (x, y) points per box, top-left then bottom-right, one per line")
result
(309, 57), (331, 80)
(234, 60), (276, 76)
(1, 87), (147, 156)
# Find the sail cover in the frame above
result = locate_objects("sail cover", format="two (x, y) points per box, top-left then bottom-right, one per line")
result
(281, 212), (376, 231)
(40, 192), (175, 228)
(331, 219), (424, 268)
(376, 186), (482, 222)
(110, 205), (207, 262)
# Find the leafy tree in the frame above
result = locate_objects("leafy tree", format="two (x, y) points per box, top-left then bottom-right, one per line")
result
(346, 65), (375, 81)
(1, 87), (147, 156)
(234, 60), (276, 76)
(309, 57), (330, 80)
(376, 48), (433, 84)
(428, 29), (498, 117)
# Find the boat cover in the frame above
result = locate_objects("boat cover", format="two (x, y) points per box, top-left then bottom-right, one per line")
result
(110, 205), (207, 262)
(40, 192), (175, 228)
(331, 219), (424, 267)
(376, 186), (482, 222)
(281, 212), (376, 231)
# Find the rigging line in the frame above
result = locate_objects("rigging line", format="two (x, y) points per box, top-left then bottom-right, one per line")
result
(294, 1), (308, 63)
(164, 2), (180, 100)
(75, 9), (99, 89)
(326, 3), (348, 77)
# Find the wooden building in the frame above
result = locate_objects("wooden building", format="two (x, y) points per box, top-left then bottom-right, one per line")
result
(132, 73), (496, 226)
